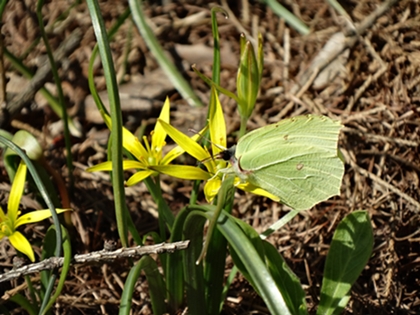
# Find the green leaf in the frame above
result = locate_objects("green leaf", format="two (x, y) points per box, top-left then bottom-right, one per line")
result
(191, 65), (239, 103)
(141, 256), (167, 315)
(263, 241), (308, 315)
(120, 256), (167, 315)
(317, 211), (373, 315)
(217, 212), (292, 315)
(203, 176), (233, 315)
(8, 294), (38, 315)
(166, 207), (190, 311)
(210, 7), (228, 86)
(41, 227), (59, 289)
(182, 209), (208, 314)
(261, 0), (309, 35)
(87, 0), (128, 246)
(128, 0), (202, 107)
(230, 216), (307, 315)
(228, 217), (265, 291)
(40, 226), (72, 315)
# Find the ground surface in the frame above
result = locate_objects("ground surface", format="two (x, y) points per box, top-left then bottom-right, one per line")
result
(0, 0), (419, 314)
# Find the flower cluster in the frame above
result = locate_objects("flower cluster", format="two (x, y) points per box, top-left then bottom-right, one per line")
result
(87, 91), (276, 203)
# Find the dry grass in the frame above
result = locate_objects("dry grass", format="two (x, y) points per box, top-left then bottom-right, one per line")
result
(1, 0), (419, 314)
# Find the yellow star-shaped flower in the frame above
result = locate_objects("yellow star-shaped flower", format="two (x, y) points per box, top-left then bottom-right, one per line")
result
(0, 161), (70, 262)
(151, 88), (279, 202)
(86, 97), (210, 185)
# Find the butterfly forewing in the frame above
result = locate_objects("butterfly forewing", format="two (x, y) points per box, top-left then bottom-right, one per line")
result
(235, 115), (344, 210)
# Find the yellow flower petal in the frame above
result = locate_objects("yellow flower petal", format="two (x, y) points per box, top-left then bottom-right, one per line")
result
(209, 87), (227, 154)
(15, 208), (71, 228)
(8, 161), (27, 225)
(87, 160), (146, 172)
(9, 230), (35, 262)
(204, 177), (223, 202)
(237, 182), (280, 202)
(126, 170), (155, 186)
(161, 145), (187, 166)
(152, 97), (170, 149)
(122, 160), (146, 170)
(158, 119), (209, 162)
(0, 205), (6, 222)
(122, 127), (149, 162)
(150, 165), (211, 180)
(103, 114), (149, 161)
(86, 161), (113, 172)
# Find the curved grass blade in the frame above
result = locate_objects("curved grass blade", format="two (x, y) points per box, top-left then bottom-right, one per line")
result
(119, 256), (167, 315)
(0, 135), (63, 277)
(182, 209), (208, 314)
(40, 226), (71, 315)
(36, 0), (73, 190)
(211, 7), (228, 85)
(263, 241), (308, 315)
(216, 211), (292, 315)
(166, 206), (190, 311)
(86, 0), (128, 246)
(128, 0), (203, 107)
(261, 0), (309, 35)
(8, 294), (38, 315)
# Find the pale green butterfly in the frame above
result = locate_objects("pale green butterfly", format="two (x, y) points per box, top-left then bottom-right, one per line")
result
(220, 115), (344, 211)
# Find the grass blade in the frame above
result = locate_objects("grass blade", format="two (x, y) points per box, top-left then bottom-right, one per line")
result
(86, 0), (128, 246)
(128, 0), (203, 107)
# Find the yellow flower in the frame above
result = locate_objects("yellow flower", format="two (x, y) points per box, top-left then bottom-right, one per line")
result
(152, 88), (279, 202)
(0, 161), (70, 262)
(86, 97), (210, 185)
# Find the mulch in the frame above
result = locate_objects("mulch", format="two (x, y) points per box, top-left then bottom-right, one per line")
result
(0, 0), (419, 314)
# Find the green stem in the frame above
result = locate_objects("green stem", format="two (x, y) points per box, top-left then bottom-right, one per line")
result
(87, 0), (128, 246)
(239, 115), (248, 138)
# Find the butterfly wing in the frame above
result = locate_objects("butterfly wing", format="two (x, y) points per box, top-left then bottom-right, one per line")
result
(236, 115), (344, 210)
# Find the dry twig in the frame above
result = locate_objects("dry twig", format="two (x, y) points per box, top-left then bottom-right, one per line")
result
(0, 240), (190, 284)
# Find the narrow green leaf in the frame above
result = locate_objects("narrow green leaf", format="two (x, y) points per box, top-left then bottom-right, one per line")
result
(260, 209), (300, 239)
(129, 0), (203, 107)
(41, 226), (72, 315)
(119, 260), (142, 315)
(263, 241), (308, 315)
(317, 211), (373, 315)
(260, 0), (310, 35)
(166, 207), (190, 311)
(120, 256), (167, 315)
(204, 176), (234, 315)
(191, 65), (239, 103)
(36, 0), (74, 190)
(8, 294), (38, 315)
(182, 210), (208, 314)
(142, 256), (167, 315)
(228, 216), (265, 290)
(217, 212), (292, 315)
(211, 7), (228, 85)
(87, 0), (128, 246)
